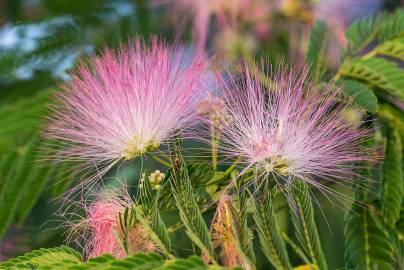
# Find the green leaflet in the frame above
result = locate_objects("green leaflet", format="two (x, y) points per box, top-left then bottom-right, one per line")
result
(139, 169), (158, 215)
(14, 164), (54, 224)
(397, 208), (404, 240)
(374, 37), (404, 61)
(0, 247), (238, 270)
(288, 181), (327, 270)
(335, 79), (378, 113)
(380, 122), (403, 226)
(252, 189), (291, 270)
(230, 178), (256, 268)
(168, 141), (216, 263)
(0, 89), (78, 235)
(345, 205), (396, 270)
(378, 9), (404, 43)
(136, 176), (173, 258)
(0, 90), (51, 153)
(0, 245), (82, 269)
(345, 9), (404, 55)
(306, 21), (327, 82)
(338, 58), (404, 101)
(345, 15), (379, 55)
(378, 103), (404, 144)
(221, 186), (255, 269)
(0, 136), (38, 239)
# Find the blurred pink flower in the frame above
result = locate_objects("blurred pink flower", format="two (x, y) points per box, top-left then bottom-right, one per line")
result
(315, 0), (382, 46)
(154, 0), (273, 53)
(213, 62), (372, 193)
(46, 38), (206, 183)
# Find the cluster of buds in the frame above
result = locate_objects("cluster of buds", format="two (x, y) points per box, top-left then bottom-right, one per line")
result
(197, 93), (230, 130)
(140, 170), (165, 191)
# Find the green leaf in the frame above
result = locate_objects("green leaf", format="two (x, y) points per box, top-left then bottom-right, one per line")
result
(252, 189), (291, 270)
(397, 208), (404, 240)
(345, 9), (404, 55)
(306, 21), (328, 82)
(338, 57), (404, 101)
(0, 136), (38, 239)
(139, 170), (158, 215)
(15, 164), (54, 223)
(380, 122), (403, 226)
(134, 205), (172, 258)
(0, 90), (51, 152)
(0, 245), (82, 269)
(168, 140), (216, 264)
(378, 9), (404, 42)
(230, 177), (255, 267)
(287, 181), (327, 270)
(374, 37), (404, 61)
(336, 79), (378, 113)
(135, 171), (172, 258)
(0, 248), (237, 270)
(345, 15), (379, 55)
(345, 205), (396, 270)
(378, 103), (404, 144)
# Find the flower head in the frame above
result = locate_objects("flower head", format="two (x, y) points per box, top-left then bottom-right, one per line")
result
(46, 38), (206, 181)
(213, 63), (372, 192)
(86, 199), (125, 258)
(64, 186), (155, 259)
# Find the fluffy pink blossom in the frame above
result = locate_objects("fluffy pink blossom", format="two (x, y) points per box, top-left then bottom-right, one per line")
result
(63, 187), (131, 258)
(45, 38), (206, 182)
(86, 199), (125, 258)
(64, 187), (155, 259)
(213, 63), (372, 193)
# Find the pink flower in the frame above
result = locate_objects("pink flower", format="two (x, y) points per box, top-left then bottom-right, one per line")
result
(46, 38), (206, 182)
(213, 63), (372, 192)
(63, 187), (131, 258)
(153, 0), (273, 53)
(64, 186), (155, 259)
(86, 199), (125, 258)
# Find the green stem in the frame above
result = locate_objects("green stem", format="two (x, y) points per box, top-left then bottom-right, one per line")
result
(211, 124), (218, 171)
(281, 231), (312, 267)
(150, 154), (171, 167)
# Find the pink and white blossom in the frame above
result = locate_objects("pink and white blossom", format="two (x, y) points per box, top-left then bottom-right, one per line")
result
(63, 186), (155, 258)
(45, 38), (206, 182)
(213, 63), (372, 192)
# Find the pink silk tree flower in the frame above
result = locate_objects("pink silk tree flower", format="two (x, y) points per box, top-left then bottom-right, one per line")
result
(213, 63), (372, 194)
(63, 188), (132, 259)
(64, 187), (155, 259)
(86, 199), (125, 258)
(45, 38), (206, 183)
(153, 0), (273, 53)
